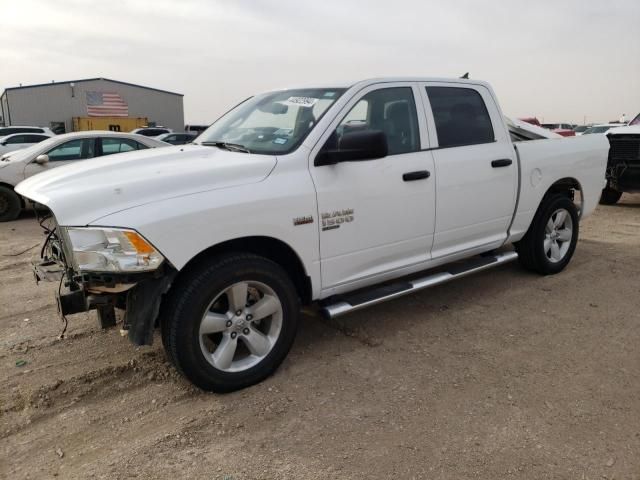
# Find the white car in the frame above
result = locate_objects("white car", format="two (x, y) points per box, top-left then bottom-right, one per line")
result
(130, 127), (173, 137)
(0, 132), (53, 155)
(0, 125), (55, 136)
(0, 131), (168, 220)
(17, 77), (608, 392)
(582, 123), (625, 135)
(155, 132), (198, 145)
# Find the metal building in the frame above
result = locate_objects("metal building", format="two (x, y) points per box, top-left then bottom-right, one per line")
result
(0, 78), (184, 134)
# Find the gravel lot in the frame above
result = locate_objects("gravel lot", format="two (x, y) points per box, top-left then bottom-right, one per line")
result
(1, 194), (639, 480)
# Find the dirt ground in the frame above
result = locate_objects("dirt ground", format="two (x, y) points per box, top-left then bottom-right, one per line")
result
(1, 195), (639, 480)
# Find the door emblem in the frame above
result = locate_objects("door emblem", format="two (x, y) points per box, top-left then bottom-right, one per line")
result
(293, 215), (314, 226)
(321, 209), (354, 231)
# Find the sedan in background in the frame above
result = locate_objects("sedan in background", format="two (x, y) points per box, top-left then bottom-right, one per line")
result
(582, 124), (625, 135)
(0, 125), (55, 136)
(155, 132), (198, 145)
(130, 127), (173, 137)
(0, 133), (53, 155)
(0, 131), (168, 221)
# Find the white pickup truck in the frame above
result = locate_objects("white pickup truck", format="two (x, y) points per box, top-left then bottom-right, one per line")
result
(16, 78), (608, 392)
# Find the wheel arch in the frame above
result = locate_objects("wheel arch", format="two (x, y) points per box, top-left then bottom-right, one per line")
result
(175, 236), (312, 304)
(544, 176), (583, 215)
(546, 176), (582, 193)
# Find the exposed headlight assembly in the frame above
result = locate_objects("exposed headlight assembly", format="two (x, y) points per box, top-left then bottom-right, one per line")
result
(64, 227), (164, 272)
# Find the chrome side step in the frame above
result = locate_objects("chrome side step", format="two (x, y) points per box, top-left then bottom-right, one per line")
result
(320, 251), (518, 319)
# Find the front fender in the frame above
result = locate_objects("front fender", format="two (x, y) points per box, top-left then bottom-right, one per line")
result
(92, 170), (321, 298)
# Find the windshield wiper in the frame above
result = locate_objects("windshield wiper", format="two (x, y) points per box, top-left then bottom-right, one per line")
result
(201, 141), (251, 153)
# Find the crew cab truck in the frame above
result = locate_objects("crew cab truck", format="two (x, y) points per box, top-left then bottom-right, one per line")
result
(16, 78), (608, 392)
(599, 112), (640, 204)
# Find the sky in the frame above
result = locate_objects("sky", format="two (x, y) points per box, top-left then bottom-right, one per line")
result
(0, 0), (639, 125)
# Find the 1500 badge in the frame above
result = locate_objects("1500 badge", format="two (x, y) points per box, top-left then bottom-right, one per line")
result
(321, 208), (354, 231)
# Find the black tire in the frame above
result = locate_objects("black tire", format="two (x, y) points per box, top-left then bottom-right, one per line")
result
(162, 253), (299, 392)
(0, 186), (21, 222)
(515, 193), (579, 275)
(599, 186), (622, 205)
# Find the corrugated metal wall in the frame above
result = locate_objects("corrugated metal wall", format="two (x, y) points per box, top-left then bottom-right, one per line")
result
(2, 79), (184, 132)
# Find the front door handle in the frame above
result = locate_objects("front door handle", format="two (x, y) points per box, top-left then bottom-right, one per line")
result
(403, 170), (431, 181)
(491, 159), (513, 168)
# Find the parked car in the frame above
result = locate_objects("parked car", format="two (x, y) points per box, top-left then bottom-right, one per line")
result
(18, 77), (608, 392)
(599, 112), (640, 204)
(541, 123), (576, 137)
(0, 133), (52, 155)
(582, 123), (624, 135)
(573, 125), (591, 136)
(0, 131), (167, 221)
(130, 127), (172, 137)
(541, 123), (575, 130)
(184, 124), (209, 135)
(155, 132), (198, 145)
(518, 117), (541, 127)
(0, 125), (55, 136)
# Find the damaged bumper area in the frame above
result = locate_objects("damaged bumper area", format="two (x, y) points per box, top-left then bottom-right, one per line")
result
(56, 270), (173, 346)
(33, 215), (174, 346)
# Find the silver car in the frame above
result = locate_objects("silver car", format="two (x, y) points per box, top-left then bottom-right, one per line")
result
(0, 131), (168, 221)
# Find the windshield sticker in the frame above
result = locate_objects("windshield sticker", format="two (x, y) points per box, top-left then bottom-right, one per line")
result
(323, 92), (336, 97)
(281, 96), (318, 108)
(273, 138), (288, 145)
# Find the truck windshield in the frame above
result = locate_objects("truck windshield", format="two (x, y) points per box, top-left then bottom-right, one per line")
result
(197, 88), (346, 155)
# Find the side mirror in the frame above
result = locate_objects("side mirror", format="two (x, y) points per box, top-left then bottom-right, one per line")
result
(35, 154), (49, 165)
(315, 129), (388, 166)
(0, 141), (6, 146)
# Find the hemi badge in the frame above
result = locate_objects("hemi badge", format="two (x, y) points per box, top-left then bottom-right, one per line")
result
(293, 215), (314, 226)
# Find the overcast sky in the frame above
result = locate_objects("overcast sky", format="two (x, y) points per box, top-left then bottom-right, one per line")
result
(1, 0), (639, 125)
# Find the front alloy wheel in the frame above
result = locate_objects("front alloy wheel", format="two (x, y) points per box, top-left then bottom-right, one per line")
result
(199, 281), (283, 372)
(163, 253), (299, 392)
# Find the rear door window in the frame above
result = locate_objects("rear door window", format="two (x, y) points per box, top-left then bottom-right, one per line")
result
(426, 87), (495, 148)
(23, 134), (49, 143)
(6, 135), (26, 144)
(100, 137), (140, 155)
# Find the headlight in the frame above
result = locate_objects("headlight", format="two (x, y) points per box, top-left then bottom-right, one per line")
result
(64, 227), (164, 272)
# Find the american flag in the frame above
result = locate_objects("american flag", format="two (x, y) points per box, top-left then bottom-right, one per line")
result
(86, 91), (129, 117)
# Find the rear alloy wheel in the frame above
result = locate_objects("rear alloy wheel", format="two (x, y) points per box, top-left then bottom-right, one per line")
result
(599, 186), (622, 205)
(163, 253), (299, 392)
(516, 193), (579, 275)
(543, 208), (574, 263)
(0, 186), (21, 222)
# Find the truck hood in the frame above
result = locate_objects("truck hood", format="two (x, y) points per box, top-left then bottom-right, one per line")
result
(15, 144), (277, 226)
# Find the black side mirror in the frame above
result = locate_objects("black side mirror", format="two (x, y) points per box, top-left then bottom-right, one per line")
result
(315, 129), (388, 166)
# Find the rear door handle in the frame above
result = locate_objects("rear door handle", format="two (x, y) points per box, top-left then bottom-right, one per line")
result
(403, 170), (431, 181)
(491, 159), (513, 168)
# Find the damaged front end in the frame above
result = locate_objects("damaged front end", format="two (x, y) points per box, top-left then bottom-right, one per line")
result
(606, 133), (640, 193)
(32, 211), (174, 345)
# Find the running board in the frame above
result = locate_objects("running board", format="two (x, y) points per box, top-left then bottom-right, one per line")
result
(320, 251), (518, 319)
